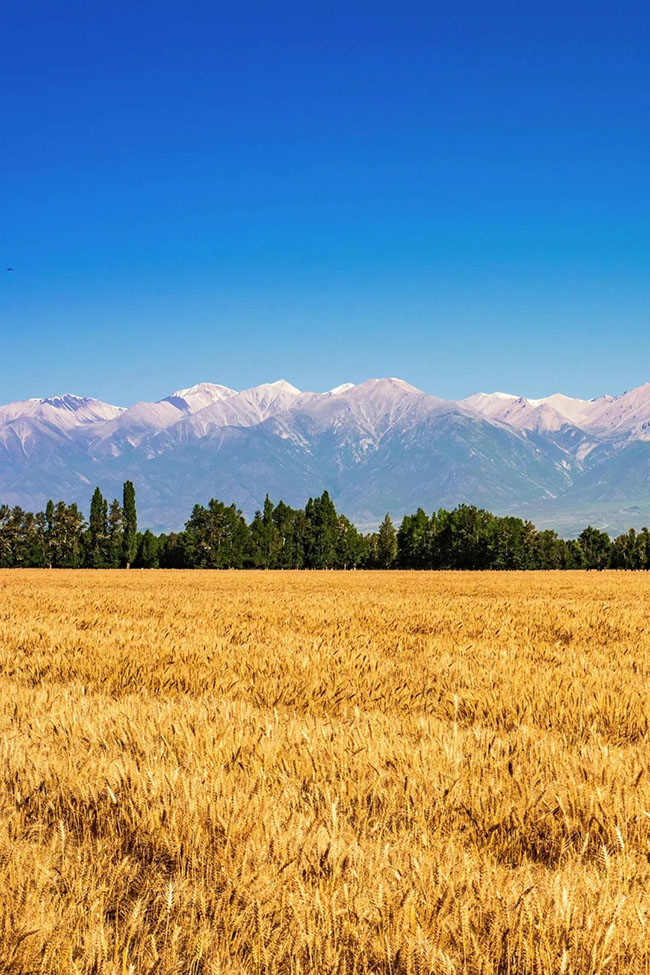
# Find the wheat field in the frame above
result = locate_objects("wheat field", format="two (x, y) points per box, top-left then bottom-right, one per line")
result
(1, 570), (650, 974)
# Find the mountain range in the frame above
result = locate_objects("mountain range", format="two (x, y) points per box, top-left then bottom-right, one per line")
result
(2, 377), (650, 535)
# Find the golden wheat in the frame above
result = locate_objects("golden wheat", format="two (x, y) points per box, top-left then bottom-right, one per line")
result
(1, 569), (650, 973)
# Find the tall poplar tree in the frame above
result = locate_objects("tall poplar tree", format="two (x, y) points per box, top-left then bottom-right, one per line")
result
(87, 486), (108, 567)
(122, 480), (138, 568)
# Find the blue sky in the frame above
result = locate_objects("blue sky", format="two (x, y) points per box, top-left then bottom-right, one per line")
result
(2, 0), (650, 405)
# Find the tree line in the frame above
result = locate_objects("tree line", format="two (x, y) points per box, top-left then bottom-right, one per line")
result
(1, 482), (649, 570)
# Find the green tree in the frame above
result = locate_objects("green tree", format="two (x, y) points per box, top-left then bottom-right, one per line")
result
(638, 528), (650, 569)
(577, 526), (611, 570)
(136, 529), (159, 568)
(533, 529), (563, 569)
(0, 506), (44, 566)
(272, 501), (304, 568)
(44, 499), (55, 568)
(248, 511), (266, 567)
(610, 528), (645, 570)
(184, 500), (249, 568)
(157, 532), (187, 568)
(336, 514), (366, 568)
(87, 486), (108, 567)
(304, 491), (339, 568)
(122, 481), (138, 568)
(49, 502), (85, 567)
(248, 495), (282, 567)
(397, 508), (429, 568)
(261, 495), (282, 567)
(376, 513), (398, 568)
(106, 499), (124, 568)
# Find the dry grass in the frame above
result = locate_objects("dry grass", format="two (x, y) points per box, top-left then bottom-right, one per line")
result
(1, 570), (650, 974)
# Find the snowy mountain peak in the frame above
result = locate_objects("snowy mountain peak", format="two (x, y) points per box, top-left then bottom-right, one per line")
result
(360, 377), (422, 394)
(267, 380), (301, 394)
(42, 393), (91, 410)
(172, 382), (237, 400)
(465, 383), (650, 436)
(329, 382), (356, 395)
(0, 393), (125, 431)
(40, 393), (124, 413)
(389, 377), (421, 390)
(586, 382), (650, 434)
(168, 382), (237, 413)
(464, 392), (574, 433)
(464, 391), (516, 404)
(463, 392), (520, 417)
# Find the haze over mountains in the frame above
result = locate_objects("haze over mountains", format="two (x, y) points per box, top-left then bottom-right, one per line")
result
(2, 377), (650, 535)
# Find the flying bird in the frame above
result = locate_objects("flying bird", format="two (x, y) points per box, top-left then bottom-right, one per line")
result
(6, 267), (13, 271)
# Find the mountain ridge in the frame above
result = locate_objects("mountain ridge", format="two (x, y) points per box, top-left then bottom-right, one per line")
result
(2, 377), (650, 535)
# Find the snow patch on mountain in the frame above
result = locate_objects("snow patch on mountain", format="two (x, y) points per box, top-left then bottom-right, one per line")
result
(170, 382), (237, 411)
(268, 379), (302, 395)
(465, 395), (573, 434)
(537, 393), (602, 427)
(464, 391), (518, 415)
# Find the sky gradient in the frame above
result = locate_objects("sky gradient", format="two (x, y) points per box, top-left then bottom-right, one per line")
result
(2, 0), (650, 405)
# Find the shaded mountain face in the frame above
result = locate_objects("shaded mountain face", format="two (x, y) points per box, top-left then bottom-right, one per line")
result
(2, 378), (650, 535)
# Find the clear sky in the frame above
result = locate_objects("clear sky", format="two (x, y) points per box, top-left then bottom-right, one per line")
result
(2, 0), (650, 405)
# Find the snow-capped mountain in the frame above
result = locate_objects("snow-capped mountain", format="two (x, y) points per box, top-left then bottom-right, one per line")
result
(586, 383), (650, 437)
(0, 393), (123, 429)
(464, 393), (575, 434)
(465, 386), (650, 437)
(166, 382), (236, 412)
(3, 377), (650, 535)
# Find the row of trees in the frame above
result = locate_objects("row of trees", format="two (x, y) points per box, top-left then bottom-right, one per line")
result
(2, 484), (650, 570)
(0, 482), (138, 569)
